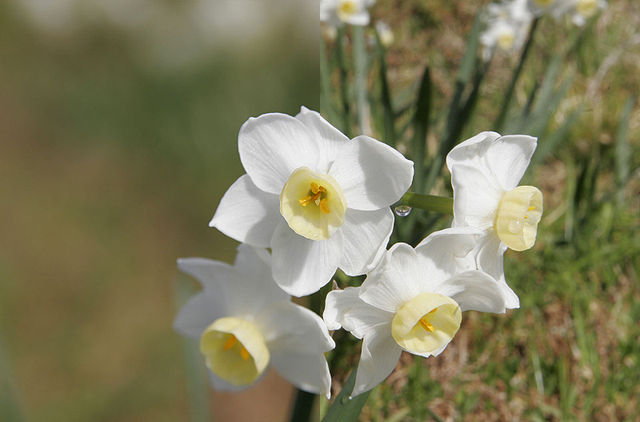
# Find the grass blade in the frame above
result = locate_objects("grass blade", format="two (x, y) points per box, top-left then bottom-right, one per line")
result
(615, 97), (634, 204)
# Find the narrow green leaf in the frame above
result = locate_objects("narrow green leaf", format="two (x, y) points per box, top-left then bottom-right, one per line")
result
(530, 107), (582, 168)
(375, 34), (396, 146)
(494, 18), (539, 132)
(336, 26), (352, 137)
(352, 25), (369, 134)
(615, 97), (634, 204)
(457, 14), (482, 85)
(412, 67), (432, 194)
(321, 367), (371, 422)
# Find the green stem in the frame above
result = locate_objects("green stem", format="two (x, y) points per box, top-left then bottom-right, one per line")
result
(397, 193), (453, 215)
(493, 17), (539, 132)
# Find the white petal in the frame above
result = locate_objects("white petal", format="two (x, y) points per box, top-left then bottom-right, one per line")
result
(450, 162), (503, 228)
(339, 208), (393, 276)
(329, 135), (414, 211)
(271, 352), (332, 398)
(414, 227), (482, 289)
(324, 287), (393, 339)
(209, 174), (281, 247)
(352, 327), (402, 397)
(359, 243), (424, 313)
(446, 131), (501, 170)
(228, 244), (290, 313)
(485, 135), (537, 191)
(270, 222), (343, 297)
(238, 113), (318, 194)
(434, 270), (507, 314)
(177, 257), (234, 293)
(475, 233), (520, 309)
(295, 106), (349, 172)
(259, 302), (334, 355)
(173, 291), (226, 339)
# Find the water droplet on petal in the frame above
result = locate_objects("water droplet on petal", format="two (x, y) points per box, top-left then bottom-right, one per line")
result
(394, 205), (412, 217)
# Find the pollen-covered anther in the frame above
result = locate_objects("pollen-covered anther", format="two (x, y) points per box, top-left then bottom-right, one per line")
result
(495, 185), (543, 251)
(299, 182), (330, 214)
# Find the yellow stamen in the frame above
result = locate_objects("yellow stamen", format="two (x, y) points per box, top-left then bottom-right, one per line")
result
(319, 199), (330, 214)
(298, 182), (330, 213)
(528, 206), (536, 211)
(418, 307), (438, 332)
(240, 347), (250, 361)
(223, 334), (238, 351)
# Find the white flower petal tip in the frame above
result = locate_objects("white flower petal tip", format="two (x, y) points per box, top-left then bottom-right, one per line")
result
(174, 245), (333, 393)
(214, 108), (410, 296)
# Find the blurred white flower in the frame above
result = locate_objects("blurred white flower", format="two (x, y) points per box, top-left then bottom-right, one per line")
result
(324, 231), (508, 396)
(480, 0), (534, 61)
(551, 0), (607, 26)
(210, 107), (413, 297)
(527, 0), (559, 16)
(375, 21), (394, 48)
(174, 244), (334, 397)
(446, 132), (543, 309)
(321, 0), (375, 27)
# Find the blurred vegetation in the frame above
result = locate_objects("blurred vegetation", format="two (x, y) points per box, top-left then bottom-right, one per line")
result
(322, 0), (639, 420)
(0, 1), (317, 421)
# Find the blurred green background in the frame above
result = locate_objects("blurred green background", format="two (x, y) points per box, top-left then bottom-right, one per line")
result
(0, 0), (317, 420)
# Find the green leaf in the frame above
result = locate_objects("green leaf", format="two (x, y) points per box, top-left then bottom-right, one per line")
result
(615, 97), (634, 204)
(375, 34), (396, 146)
(494, 18), (539, 132)
(0, 337), (23, 422)
(412, 67), (432, 194)
(321, 367), (371, 422)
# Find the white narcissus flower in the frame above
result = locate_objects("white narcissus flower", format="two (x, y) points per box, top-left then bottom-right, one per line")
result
(210, 107), (413, 297)
(480, 0), (533, 61)
(174, 244), (335, 397)
(323, 231), (508, 396)
(320, 0), (375, 27)
(551, 0), (607, 26)
(446, 131), (543, 309)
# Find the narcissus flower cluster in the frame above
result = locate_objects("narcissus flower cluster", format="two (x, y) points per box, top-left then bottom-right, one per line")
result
(481, 0), (607, 59)
(174, 107), (543, 397)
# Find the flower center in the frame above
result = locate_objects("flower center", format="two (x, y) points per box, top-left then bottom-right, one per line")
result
(576, 0), (598, 17)
(497, 30), (515, 50)
(280, 167), (346, 240)
(494, 185), (543, 251)
(200, 317), (269, 386)
(391, 292), (462, 355)
(338, 0), (358, 20)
